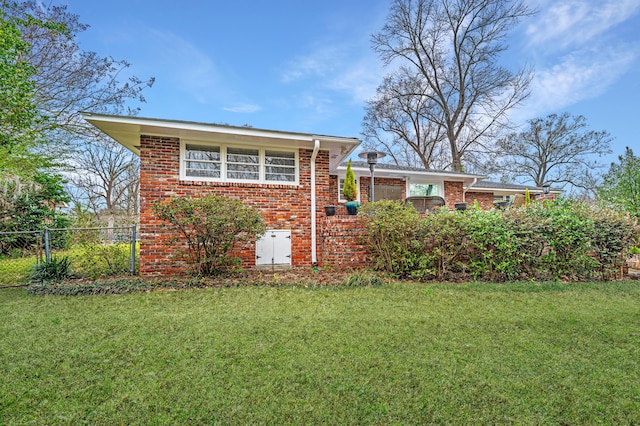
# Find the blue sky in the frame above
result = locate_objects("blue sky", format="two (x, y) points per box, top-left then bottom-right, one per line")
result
(65, 0), (640, 164)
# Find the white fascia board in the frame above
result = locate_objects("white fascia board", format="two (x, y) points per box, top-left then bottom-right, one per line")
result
(82, 113), (361, 160)
(337, 164), (486, 181)
(83, 112), (360, 144)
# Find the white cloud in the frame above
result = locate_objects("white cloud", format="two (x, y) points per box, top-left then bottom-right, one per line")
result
(512, 45), (638, 121)
(281, 47), (338, 83)
(512, 0), (640, 122)
(281, 43), (384, 104)
(222, 103), (262, 113)
(526, 0), (640, 49)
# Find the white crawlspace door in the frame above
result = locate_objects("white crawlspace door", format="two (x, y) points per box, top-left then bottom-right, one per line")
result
(256, 230), (292, 266)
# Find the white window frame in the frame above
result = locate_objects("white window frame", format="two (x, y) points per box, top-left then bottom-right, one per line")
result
(338, 176), (360, 203)
(180, 141), (299, 185)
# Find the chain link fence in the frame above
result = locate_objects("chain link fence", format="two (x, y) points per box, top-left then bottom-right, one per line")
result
(0, 226), (138, 288)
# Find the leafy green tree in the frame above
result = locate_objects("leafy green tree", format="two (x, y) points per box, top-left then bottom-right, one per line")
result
(152, 195), (266, 276)
(0, 7), (51, 176)
(0, 173), (71, 254)
(598, 147), (640, 218)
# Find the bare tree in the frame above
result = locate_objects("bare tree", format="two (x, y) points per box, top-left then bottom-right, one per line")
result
(3, 1), (153, 224)
(362, 71), (451, 169)
(11, 1), (154, 144)
(69, 137), (139, 226)
(493, 113), (612, 190)
(368, 0), (533, 172)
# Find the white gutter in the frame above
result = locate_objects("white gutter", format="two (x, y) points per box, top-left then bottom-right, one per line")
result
(310, 139), (320, 265)
(463, 178), (478, 202)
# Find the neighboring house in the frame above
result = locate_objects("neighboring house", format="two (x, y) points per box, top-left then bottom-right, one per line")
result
(83, 113), (555, 274)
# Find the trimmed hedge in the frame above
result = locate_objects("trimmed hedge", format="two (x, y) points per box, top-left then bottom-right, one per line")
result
(360, 199), (640, 281)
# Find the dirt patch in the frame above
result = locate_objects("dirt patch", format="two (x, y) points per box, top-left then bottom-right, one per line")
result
(187, 267), (359, 287)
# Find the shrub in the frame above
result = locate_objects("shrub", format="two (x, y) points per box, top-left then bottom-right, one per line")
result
(344, 270), (385, 287)
(359, 197), (638, 282)
(587, 204), (639, 279)
(532, 199), (596, 279)
(152, 195), (266, 276)
(358, 200), (426, 277)
(464, 208), (520, 281)
(72, 244), (133, 279)
(420, 210), (470, 280)
(0, 173), (71, 255)
(29, 256), (73, 283)
(342, 159), (358, 201)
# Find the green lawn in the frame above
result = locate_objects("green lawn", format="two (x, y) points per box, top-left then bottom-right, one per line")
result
(1, 281), (639, 424)
(0, 243), (137, 286)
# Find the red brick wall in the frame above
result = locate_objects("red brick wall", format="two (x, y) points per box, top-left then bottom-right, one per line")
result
(328, 175), (407, 207)
(358, 176), (406, 203)
(139, 135), (330, 275)
(444, 181), (464, 209)
(319, 216), (369, 267)
(466, 192), (495, 210)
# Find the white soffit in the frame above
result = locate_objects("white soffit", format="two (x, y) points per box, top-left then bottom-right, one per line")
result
(82, 112), (360, 171)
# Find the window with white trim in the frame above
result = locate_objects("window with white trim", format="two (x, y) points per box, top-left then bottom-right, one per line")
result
(265, 150), (296, 182)
(338, 177), (359, 203)
(182, 143), (298, 184)
(226, 147), (259, 180)
(185, 144), (221, 178)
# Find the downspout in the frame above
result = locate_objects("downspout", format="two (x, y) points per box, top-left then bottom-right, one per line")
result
(463, 177), (478, 202)
(310, 139), (320, 265)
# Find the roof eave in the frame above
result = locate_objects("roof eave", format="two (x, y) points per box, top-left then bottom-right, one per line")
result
(82, 112), (361, 171)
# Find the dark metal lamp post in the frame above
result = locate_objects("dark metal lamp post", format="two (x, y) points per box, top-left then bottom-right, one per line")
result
(358, 151), (386, 202)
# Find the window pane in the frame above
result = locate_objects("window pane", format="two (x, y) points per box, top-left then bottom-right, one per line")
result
(227, 163), (259, 180)
(409, 183), (438, 196)
(185, 145), (221, 178)
(186, 161), (220, 178)
(265, 150), (296, 181)
(227, 147), (259, 164)
(186, 145), (220, 161)
(266, 166), (295, 182)
(265, 150), (295, 166)
(375, 185), (402, 201)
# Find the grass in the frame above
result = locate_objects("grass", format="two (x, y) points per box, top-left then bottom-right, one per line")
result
(0, 255), (39, 286)
(0, 243), (138, 286)
(1, 281), (639, 424)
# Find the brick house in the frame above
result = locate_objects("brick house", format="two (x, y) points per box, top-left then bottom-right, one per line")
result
(84, 113), (550, 274)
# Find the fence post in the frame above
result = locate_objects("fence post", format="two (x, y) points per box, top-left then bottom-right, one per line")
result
(37, 230), (44, 264)
(44, 228), (51, 263)
(130, 224), (136, 275)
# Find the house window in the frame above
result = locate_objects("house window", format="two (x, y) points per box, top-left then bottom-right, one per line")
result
(409, 183), (439, 197)
(338, 177), (359, 202)
(226, 147), (259, 180)
(182, 143), (298, 184)
(265, 150), (296, 182)
(185, 144), (221, 178)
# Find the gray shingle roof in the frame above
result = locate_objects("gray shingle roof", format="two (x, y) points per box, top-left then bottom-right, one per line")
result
(343, 161), (485, 178)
